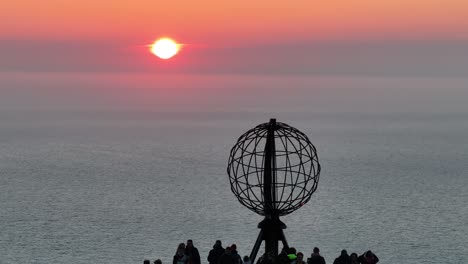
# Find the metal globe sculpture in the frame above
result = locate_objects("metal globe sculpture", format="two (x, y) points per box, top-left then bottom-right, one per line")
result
(227, 119), (321, 261)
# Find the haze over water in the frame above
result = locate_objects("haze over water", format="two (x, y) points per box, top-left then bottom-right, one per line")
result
(1, 73), (467, 264)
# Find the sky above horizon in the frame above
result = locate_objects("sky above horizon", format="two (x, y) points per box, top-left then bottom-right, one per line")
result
(2, 1), (468, 76)
(2, 1), (468, 114)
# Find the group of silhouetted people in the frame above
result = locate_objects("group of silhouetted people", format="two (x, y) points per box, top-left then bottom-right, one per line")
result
(174, 240), (202, 264)
(255, 246), (378, 264)
(328, 249), (378, 264)
(208, 240), (245, 264)
(144, 240), (378, 264)
(144, 239), (201, 264)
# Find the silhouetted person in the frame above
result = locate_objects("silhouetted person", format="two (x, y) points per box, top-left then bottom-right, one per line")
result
(174, 243), (188, 264)
(287, 248), (297, 264)
(307, 247), (326, 264)
(208, 240), (225, 264)
(296, 252), (306, 264)
(349, 253), (358, 264)
(243, 256), (252, 264)
(333, 250), (350, 264)
(358, 251), (378, 264)
(144, 260), (151, 264)
(186, 239), (201, 264)
(219, 247), (236, 264)
(275, 247), (291, 264)
(230, 244), (243, 264)
(257, 251), (274, 264)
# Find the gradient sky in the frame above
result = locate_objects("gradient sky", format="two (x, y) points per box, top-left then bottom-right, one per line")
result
(2, 0), (468, 75)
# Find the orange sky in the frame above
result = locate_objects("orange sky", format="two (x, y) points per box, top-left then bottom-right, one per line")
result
(2, 0), (468, 76)
(1, 0), (468, 113)
(3, 0), (468, 43)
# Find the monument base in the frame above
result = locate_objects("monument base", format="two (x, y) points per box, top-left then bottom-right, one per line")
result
(249, 216), (289, 262)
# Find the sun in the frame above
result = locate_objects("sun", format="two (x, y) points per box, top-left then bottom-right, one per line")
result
(150, 38), (180, 59)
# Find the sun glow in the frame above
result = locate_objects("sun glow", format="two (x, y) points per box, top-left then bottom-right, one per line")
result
(150, 38), (180, 59)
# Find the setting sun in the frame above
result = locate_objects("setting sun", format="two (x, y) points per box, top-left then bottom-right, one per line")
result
(150, 38), (180, 59)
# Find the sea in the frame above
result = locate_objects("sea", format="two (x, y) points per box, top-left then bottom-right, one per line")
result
(0, 74), (467, 264)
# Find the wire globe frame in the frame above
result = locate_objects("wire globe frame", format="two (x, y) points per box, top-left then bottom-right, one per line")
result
(227, 121), (321, 217)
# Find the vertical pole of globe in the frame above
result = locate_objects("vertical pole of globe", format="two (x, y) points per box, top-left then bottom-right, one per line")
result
(248, 119), (290, 262)
(263, 118), (277, 256)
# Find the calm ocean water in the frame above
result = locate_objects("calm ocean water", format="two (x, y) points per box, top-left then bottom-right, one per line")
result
(1, 75), (467, 264)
